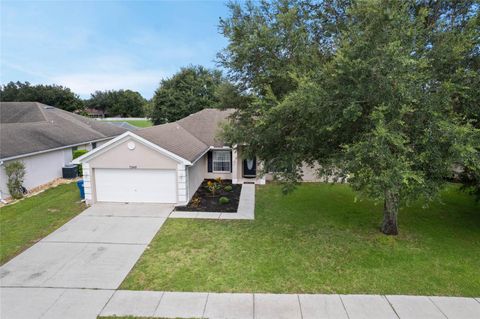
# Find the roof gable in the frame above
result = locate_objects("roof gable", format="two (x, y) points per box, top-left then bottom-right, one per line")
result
(73, 131), (192, 165)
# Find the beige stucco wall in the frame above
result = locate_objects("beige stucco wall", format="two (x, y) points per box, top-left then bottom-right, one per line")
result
(204, 171), (233, 180)
(265, 162), (344, 183)
(83, 137), (182, 205)
(300, 163), (322, 182)
(88, 138), (178, 169)
(187, 155), (206, 201)
(300, 163), (346, 182)
(204, 150), (233, 180)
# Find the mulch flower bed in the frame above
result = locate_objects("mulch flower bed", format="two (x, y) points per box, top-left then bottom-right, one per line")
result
(176, 179), (242, 213)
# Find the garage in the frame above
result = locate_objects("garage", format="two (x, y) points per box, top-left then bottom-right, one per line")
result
(94, 168), (177, 203)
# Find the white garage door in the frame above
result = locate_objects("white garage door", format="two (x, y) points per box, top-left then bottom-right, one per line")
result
(94, 168), (177, 203)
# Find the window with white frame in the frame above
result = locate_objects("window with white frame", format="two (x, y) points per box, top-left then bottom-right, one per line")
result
(212, 150), (231, 172)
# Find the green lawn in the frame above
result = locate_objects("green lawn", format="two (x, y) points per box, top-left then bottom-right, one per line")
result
(121, 183), (480, 296)
(106, 119), (153, 128)
(0, 183), (85, 264)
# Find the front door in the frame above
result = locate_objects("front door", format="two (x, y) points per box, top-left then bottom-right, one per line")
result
(243, 158), (256, 178)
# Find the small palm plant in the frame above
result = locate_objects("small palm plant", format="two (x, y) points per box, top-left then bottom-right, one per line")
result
(206, 180), (222, 197)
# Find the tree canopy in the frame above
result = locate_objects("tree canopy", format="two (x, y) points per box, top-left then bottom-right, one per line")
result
(220, 0), (480, 234)
(0, 81), (83, 111)
(85, 89), (146, 117)
(150, 65), (237, 124)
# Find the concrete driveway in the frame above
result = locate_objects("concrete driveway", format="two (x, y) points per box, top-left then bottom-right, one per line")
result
(0, 203), (173, 318)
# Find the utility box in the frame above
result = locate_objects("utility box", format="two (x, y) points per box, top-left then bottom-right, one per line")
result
(62, 165), (78, 179)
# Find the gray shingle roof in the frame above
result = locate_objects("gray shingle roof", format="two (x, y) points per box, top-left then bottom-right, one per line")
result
(136, 123), (208, 162)
(135, 108), (234, 162)
(0, 102), (127, 159)
(176, 108), (235, 147)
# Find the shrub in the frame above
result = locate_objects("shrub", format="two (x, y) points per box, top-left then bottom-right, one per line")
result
(72, 149), (88, 176)
(73, 149), (88, 159)
(224, 185), (233, 192)
(191, 196), (201, 208)
(5, 161), (26, 199)
(219, 196), (230, 205)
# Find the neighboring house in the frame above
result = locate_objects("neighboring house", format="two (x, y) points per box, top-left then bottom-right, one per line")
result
(74, 108), (320, 206)
(82, 108), (109, 118)
(108, 121), (138, 131)
(0, 102), (127, 200)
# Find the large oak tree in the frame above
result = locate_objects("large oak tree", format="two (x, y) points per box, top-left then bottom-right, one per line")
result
(150, 66), (223, 124)
(219, 0), (480, 234)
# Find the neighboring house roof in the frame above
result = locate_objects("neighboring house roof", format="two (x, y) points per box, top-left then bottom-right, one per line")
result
(135, 108), (234, 162)
(0, 102), (127, 160)
(108, 121), (138, 131)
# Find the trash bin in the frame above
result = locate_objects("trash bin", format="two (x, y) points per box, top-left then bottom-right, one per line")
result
(77, 179), (85, 199)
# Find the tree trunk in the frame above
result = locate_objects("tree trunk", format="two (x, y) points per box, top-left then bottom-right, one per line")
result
(381, 189), (399, 235)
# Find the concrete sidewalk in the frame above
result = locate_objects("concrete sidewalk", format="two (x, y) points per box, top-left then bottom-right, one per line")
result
(99, 290), (480, 319)
(1, 287), (114, 319)
(1, 288), (479, 319)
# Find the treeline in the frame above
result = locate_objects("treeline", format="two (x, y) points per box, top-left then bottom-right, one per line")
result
(0, 65), (246, 120)
(0, 81), (148, 117)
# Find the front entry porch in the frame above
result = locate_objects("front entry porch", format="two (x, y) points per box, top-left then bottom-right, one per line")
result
(235, 178), (265, 185)
(232, 146), (266, 185)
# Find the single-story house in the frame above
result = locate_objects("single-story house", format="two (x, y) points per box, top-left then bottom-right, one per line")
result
(73, 108), (320, 206)
(80, 108), (109, 118)
(0, 102), (127, 200)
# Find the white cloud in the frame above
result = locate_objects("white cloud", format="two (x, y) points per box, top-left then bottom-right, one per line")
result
(51, 70), (166, 98)
(1, 61), (51, 80)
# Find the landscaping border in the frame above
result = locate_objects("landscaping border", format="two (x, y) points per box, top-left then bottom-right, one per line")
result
(169, 183), (255, 220)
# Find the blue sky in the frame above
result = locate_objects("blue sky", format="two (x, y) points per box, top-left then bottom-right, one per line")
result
(1, 0), (230, 99)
